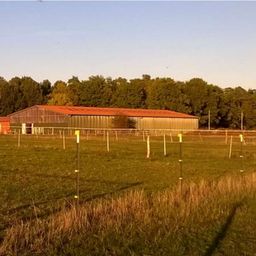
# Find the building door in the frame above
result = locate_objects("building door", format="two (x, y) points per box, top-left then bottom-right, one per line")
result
(26, 123), (32, 134)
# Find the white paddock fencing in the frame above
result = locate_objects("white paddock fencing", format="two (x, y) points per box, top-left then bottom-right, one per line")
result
(8, 126), (256, 143)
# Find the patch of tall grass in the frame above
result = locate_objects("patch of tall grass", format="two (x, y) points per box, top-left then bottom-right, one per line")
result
(1, 172), (256, 255)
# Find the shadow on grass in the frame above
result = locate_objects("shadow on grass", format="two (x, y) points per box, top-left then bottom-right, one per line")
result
(3, 181), (143, 215)
(13, 172), (143, 185)
(203, 201), (244, 256)
(0, 181), (143, 233)
(80, 181), (143, 203)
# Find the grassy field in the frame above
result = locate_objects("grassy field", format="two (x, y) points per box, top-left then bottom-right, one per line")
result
(0, 133), (256, 255)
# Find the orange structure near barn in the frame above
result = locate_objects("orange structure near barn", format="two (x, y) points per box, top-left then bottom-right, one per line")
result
(0, 117), (10, 134)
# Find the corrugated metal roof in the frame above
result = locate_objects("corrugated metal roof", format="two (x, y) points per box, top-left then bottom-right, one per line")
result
(0, 117), (10, 122)
(36, 105), (197, 119)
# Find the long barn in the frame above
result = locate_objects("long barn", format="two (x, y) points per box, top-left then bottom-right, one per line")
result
(8, 105), (198, 134)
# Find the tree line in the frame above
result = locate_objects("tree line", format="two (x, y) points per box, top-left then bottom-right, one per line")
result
(1, 75), (256, 129)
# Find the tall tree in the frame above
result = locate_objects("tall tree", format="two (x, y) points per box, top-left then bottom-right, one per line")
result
(185, 78), (211, 126)
(220, 87), (256, 129)
(7, 77), (23, 113)
(40, 80), (52, 104)
(147, 78), (185, 110)
(111, 78), (129, 107)
(20, 77), (43, 109)
(0, 77), (10, 116)
(48, 81), (72, 105)
(67, 76), (82, 106)
(112, 77), (147, 108)
(80, 76), (113, 107)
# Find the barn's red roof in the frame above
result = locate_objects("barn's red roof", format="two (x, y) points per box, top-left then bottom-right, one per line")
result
(0, 117), (10, 122)
(36, 105), (197, 119)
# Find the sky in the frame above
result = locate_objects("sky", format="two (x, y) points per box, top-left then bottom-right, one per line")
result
(0, 1), (256, 89)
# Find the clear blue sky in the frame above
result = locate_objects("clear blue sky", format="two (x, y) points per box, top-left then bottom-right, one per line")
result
(1, 1), (256, 89)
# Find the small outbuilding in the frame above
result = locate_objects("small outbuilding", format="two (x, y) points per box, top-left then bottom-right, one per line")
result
(0, 117), (10, 134)
(8, 105), (198, 134)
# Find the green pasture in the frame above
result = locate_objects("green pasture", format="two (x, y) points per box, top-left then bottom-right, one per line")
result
(0, 133), (256, 255)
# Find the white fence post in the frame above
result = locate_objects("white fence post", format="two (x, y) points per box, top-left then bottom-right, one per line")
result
(146, 135), (150, 158)
(163, 133), (167, 156)
(170, 132), (173, 143)
(106, 131), (110, 152)
(63, 130), (66, 150)
(229, 135), (233, 159)
(17, 130), (21, 147)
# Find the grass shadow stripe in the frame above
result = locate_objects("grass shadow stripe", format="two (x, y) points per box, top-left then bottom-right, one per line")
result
(203, 201), (244, 256)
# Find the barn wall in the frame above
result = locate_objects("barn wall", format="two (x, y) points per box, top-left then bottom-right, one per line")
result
(136, 117), (198, 130)
(69, 115), (112, 128)
(69, 115), (198, 130)
(9, 106), (69, 125)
